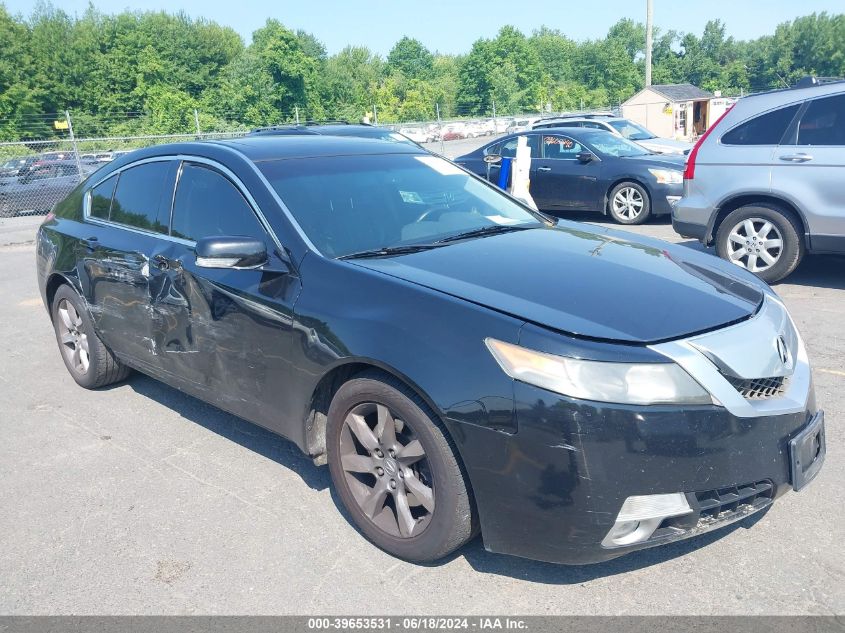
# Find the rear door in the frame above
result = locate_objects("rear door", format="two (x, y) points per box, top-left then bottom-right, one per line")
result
(531, 133), (602, 211)
(82, 160), (176, 363)
(771, 92), (845, 251)
(147, 160), (301, 429)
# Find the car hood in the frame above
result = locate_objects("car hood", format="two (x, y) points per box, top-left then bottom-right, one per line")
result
(351, 225), (764, 344)
(636, 137), (693, 154)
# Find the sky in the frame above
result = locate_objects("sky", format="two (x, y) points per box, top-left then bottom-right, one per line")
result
(6, 0), (844, 55)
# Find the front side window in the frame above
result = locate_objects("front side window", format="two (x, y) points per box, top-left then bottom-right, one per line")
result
(109, 162), (170, 233)
(89, 175), (117, 220)
(721, 104), (801, 145)
(258, 154), (543, 258)
(542, 135), (585, 159)
(797, 94), (845, 146)
(170, 163), (265, 242)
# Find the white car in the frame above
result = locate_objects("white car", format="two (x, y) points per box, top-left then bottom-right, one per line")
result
(506, 117), (540, 134)
(398, 127), (431, 144)
(533, 116), (693, 154)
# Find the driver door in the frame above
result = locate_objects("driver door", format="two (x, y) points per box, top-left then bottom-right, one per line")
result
(146, 161), (301, 434)
(531, 134), (601, 212)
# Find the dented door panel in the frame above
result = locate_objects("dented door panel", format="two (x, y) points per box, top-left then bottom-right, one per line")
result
(147, 240), (301, 435)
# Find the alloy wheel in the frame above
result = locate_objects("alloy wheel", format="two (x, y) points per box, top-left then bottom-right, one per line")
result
(611, 186), (644, 220)
(56, 298), (90, 374)
(339, 402), (435, 539)
(726, 218), (783, 273)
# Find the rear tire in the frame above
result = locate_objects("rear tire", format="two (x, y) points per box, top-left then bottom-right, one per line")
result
(608, 181), (651, 224)
(715, 204), (803, 283)
(326, 371), (476, 562)
(51, 285), (131, 389)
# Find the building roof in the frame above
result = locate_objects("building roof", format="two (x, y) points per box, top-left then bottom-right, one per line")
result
(647, 84), (714, 102)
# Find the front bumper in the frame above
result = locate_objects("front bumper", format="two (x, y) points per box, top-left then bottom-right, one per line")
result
(649, 182), (683, 216)
(458, 383), (821, 565)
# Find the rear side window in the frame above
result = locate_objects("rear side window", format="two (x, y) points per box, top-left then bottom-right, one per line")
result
(797, 94), (845, 146)
(89, 175), (117, 220)
(109, 162), (170, 233)
(497, 135), (540, 158)
(170, 163), (265, 242)
(721, 104), (800, 145)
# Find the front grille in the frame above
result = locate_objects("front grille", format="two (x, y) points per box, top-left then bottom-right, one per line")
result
(725, 375), (787, 399)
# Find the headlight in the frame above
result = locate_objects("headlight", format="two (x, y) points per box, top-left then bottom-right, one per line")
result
(485, 338), (713, 405)
(648, 168), (683, 184)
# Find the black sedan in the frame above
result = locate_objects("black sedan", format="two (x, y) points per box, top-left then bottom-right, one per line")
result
(456, 128), (686, 224)
(36, 136), (824, 565)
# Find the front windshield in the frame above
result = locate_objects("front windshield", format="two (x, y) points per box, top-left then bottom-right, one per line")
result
(584, 132), (651, 157)
(258, 154), (542, 258)
(608, 119), (657, 141)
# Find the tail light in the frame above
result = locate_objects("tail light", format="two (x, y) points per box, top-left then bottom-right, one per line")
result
(683, 105), (734, 181)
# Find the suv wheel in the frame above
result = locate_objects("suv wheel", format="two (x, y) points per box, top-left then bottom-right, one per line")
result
(326, 372), (476, 562)
(51, 285), (131, 389)
(715, 204), (804, 283)
(608, 182), (651, 224)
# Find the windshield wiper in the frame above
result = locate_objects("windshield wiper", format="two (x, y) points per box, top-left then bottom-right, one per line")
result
(337, 243), (445, 260)
(434, 224), (533, 244)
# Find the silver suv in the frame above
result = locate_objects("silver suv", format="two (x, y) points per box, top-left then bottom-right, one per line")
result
(673, 78), (845, 282)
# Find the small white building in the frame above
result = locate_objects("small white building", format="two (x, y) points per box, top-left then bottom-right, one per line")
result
(622, 84), (732, 141)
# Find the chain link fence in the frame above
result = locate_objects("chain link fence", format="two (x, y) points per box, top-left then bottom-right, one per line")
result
(0, 102), (619, 219)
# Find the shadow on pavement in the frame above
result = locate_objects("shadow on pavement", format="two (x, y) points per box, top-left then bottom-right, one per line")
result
(126, 373), (332, 492)
(776, 254), (845, 291)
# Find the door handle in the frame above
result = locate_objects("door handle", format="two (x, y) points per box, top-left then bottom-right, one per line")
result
(153, 254), (170, 271)
(779, 153), (813, 163)
(537, 166), (552, 172)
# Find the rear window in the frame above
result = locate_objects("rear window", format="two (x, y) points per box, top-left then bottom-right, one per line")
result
(89, 175), (117, 220)
(109, 162), (170, 233)
(721, 104), (800, 145)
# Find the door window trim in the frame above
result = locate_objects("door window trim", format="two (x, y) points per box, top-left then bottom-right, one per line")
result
(84, 154), (280, 252)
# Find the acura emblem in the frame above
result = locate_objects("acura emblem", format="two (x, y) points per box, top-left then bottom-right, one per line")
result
(776, 335), (790, 366)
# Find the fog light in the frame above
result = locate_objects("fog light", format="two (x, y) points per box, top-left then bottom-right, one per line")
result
(601, 493), (692, 548)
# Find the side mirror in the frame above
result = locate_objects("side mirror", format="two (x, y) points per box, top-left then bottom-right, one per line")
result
(195, 236), (267, 269)
(576, 151), (596, 163)
(483, 154), (503, 165)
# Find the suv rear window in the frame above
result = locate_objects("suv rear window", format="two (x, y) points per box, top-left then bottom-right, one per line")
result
(721, 104), (800, 145)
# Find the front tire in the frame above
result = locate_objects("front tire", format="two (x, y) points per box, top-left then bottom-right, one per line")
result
(715, 204), (803, 283)
(51, 285), (131, 389)
(326, 372), (476, 562)
(608, 181), (651, 224)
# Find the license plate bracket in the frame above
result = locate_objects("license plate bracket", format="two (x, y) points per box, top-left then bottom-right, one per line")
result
(789, 411), (826, 492)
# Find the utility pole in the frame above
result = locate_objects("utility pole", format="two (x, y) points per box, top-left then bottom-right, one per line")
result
(492, 100), (498, 134)
(295, 106), (300, 125)
(193, 108), (201, 137)
(373, 103), (378, 126)
(645, 0), (654, 87)
(436, 103), (444, 154)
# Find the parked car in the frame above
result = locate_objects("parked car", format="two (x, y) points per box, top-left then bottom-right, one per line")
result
(0, 160), (94, 217)
(398, 127), (433, 144)
(505, 117), (540, 134)
(673, 77), (845, 282)
(533, 115), (693, 154)
(0, 156), (38, 178)
(249, 122), (421, 148)
(37, 135), (824, 565)
(456, 128), (685, 224)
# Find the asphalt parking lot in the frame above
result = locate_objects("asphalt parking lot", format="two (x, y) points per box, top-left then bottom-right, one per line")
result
(1, 139), (843, 616)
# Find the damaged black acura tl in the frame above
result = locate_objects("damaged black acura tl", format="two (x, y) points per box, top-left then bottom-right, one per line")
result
(36, 136), (825, 565)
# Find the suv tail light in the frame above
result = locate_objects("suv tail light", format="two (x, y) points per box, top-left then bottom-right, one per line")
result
(683, 105), (734, 181)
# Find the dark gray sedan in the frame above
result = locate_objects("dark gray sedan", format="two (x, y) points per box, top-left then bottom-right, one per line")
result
(456, 128), (686, 225)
